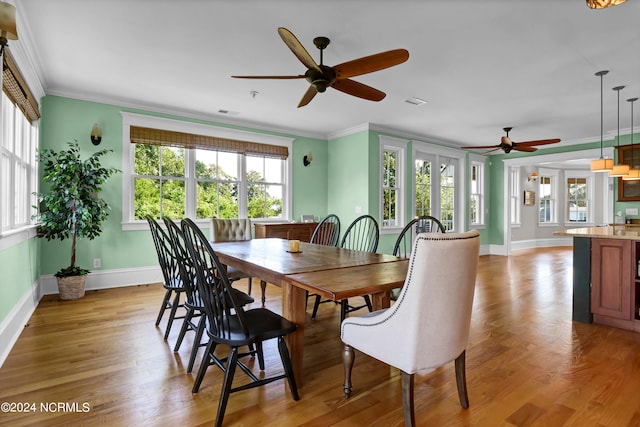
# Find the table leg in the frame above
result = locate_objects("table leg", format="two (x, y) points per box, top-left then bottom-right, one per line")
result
(369, 290), (391, 311)
(282, 279), (307, 387)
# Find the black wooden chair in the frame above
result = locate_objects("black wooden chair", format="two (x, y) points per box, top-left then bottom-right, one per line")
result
(393, 215), (446, 258)
(338, 214), (380, 321)
(391, 215), (446, 300)
(181, 218), (299, 427)
(308, 214), (341, 319)
(146, 215), (186, 340)
(310, 214), (341, 246)
(164, 218), (255, 373)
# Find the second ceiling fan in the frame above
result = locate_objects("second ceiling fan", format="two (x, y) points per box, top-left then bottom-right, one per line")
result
(462, 127), (561, 154)
(232, 27), (409, 108)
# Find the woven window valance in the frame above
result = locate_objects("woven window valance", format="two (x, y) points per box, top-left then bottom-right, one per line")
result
(130, 126), (289, 159)
(3, 50), (40, 123)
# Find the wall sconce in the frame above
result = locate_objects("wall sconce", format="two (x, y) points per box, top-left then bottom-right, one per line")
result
(90, 123), (102, 146)
(0, 2), (18, 57)
(528, 172), (538, 182)
(303, 151), (313, 167)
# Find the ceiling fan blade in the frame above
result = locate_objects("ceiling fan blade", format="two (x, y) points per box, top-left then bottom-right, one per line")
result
(484, 148), (502, 154)
(333, 49), (410, 79)
(513, 145), (538, 153)
(515, 138), (561, 146)
(278, 27), (321, 72)
(232, 75), (305, 79)
(461, 145), (501, 149)
(298, 85), (318, 108)
(332, 79), (386, 101)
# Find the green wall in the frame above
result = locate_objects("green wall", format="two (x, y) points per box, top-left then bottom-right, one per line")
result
(38, 95), (328, 275)
(0, 237), (39, 322)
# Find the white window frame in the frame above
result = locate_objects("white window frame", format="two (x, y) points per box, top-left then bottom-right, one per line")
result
(510, 167), (521, 227)
(379, 135), (406, 233)
(412, 141), (465, 232)
(565, 171), (594, 226)
(0, 92), (38, 237)
(121, 112), (294, 230)
(469, 154), (485, 228)
(538, 167), (559, 226)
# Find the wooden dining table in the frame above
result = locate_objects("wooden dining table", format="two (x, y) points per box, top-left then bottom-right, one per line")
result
(208, 238), (409, 385)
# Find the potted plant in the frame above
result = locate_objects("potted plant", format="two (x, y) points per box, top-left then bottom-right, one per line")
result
(33, 141), (119, 300)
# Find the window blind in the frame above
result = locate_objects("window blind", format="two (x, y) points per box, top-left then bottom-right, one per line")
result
(3, 49), (40, 123)
(130, 125), (289, 159)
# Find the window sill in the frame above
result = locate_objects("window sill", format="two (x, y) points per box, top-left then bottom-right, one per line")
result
(121, 219), (213, 231)
(469, 224), (486, 230)
(538, 223), (560, 227)
(0, 225), (38, 251)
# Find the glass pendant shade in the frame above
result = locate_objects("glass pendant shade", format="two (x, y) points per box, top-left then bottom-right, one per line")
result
(586, 0), (627, 8)
(591, 158), (614, 172)
(609, 163), (630, 177)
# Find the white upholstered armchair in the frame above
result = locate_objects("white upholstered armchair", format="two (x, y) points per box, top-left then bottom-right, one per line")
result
(211, 219), (267, 304)
(341, 230), (480, 426)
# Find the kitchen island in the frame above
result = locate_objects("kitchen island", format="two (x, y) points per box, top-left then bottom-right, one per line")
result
(555, 226), (640, 332)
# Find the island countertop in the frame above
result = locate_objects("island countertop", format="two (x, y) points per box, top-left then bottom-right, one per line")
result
(554, 225), (640, 240)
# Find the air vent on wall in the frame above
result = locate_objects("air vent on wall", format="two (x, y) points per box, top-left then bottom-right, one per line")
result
(404, 97), (427, 106)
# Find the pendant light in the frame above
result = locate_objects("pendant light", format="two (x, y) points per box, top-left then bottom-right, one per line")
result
(623, 98), (640, 180)
(609, 85), (630, 177)
(586, 0), (627, 9)
(591, 70), (614, 172)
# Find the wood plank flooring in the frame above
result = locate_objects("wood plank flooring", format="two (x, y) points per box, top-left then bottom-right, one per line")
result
(2, 247), (640, 426)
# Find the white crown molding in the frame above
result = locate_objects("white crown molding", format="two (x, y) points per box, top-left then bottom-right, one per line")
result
(45, 88), (329, 141)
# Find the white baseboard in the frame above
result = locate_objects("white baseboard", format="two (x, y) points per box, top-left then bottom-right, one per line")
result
(511, 238), (573, 252)
(0, 280), (41, 368)
(39, 266), (164, 295)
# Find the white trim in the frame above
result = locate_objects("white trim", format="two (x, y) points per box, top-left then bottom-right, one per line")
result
(0, 225), (37, 250)
(39, 266), (164, 295)
(511, 237), (573, 251)
(0, 279), (41, 368)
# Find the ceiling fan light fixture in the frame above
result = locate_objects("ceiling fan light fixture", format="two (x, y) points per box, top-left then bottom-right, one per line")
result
(586, 0), (627, 9)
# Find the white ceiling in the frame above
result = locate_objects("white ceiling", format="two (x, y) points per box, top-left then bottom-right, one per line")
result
(14, 0), (640, 151)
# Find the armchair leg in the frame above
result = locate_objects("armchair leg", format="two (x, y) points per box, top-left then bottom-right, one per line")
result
(455, 350), (469, 408)
(247, 277), (252, 295)
(342, 344), (354, 397)
(401, 371), (416, 427)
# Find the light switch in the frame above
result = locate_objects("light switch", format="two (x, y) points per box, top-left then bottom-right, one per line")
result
(626, 208), (638, 216)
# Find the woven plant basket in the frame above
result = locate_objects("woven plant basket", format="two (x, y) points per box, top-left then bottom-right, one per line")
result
(57, 275), (87, 300)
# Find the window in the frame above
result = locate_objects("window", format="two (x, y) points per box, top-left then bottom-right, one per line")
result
(413, 143), (464, 232)
(379, 136), (406, 231)
(0, 51), (41, 236)
(440, 158), (456, 231)
(415, 158), (432, 217)
(469, 157), (485, 227)
(565, 172), (593, 224)
(122, 113), (293, 228)
(510, 167), (520, 225)
(1, 93), (38, 233)
(538, 169), (559, 224)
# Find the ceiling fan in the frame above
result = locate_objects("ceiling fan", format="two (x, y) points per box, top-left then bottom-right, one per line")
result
(461, 127), (561, 154)
(232, 27), (409, 108)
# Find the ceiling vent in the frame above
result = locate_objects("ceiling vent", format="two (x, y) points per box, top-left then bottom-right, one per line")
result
(404, 97), (427, 106)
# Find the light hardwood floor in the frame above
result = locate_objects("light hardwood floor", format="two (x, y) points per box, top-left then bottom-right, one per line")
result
(2, 247), (640, 426)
